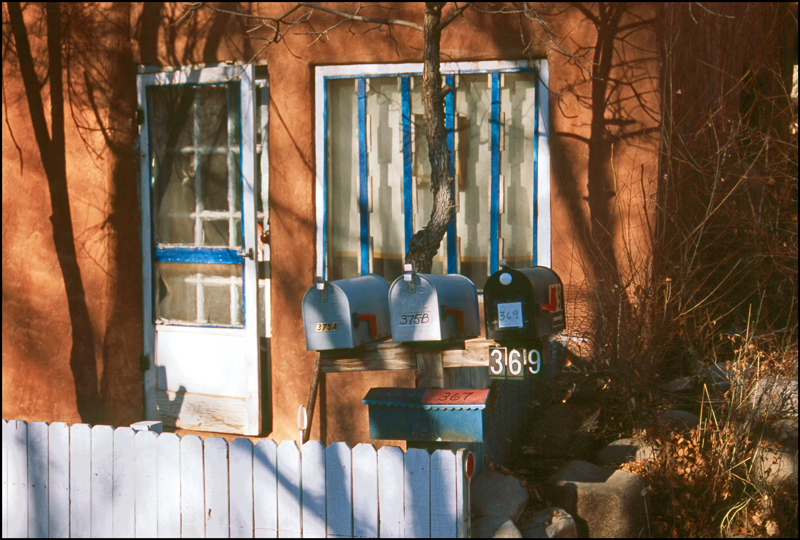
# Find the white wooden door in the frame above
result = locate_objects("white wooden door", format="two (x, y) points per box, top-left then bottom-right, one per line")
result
(138, 64), (264, 435)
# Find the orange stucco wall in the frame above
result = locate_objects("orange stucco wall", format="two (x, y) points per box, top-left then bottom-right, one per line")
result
(3, 3), (660, 444)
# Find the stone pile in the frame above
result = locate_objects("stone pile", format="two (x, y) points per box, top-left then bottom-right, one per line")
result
(469, 363), (798, 538)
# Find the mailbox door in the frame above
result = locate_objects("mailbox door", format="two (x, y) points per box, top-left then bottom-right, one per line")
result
(389, 275), (443, 341)
(484, 268), (538, 341)
(303, 285), (355, 350)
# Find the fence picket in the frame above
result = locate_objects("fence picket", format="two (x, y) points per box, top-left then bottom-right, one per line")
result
(301, 441), (326, 538)
(27, 422), (49, 539)
(230, 438), (255, 538)
(430, 450), (457, 538)
(277, 440), (302, 538)
(2, 419), (473, 539)
(2, 420), (8, 539)
(352, 444), (377, 538)
(180, 435), (206, 538)
(70, 424), (92, 538)
(134, 430), (158, 538)
(403, 448), (431, 539)
(205, 437), (231, 538)
(455, 449), (472, 538)
(253, 439), (278, 538)
(8, 420), (28, 539)
(325, 442), (353, 538)
(49, 423), (70, 539)
(112, 427), (135, 538)
(378, 446), (404, 538)
(90, 425), (114, 538)
(157, 433), (181, 538)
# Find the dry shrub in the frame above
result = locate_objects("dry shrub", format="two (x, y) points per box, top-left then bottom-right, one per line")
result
(623, 334), (797, 537)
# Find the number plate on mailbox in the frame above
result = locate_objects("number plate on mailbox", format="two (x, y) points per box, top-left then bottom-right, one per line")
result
(488, 346), (542, 380)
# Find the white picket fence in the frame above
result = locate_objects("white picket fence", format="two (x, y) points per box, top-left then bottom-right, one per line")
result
(1, 419), (472, 538)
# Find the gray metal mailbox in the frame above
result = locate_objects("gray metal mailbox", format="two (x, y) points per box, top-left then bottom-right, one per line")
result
(388, 265), (480, 342)
(483, 263), (565, 343)
(302, 274), (391, 351)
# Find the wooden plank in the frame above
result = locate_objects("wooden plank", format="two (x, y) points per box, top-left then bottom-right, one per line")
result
(112, 427), (135, 538)
(90, 425), (114, 538)
(134, 430), (158, 538)
(2, 420), (8, 539)
(403, 448), (431, 538)
(325, 442), (352, 538)
(27, 422), (49, 538)
(277, 440), (302, 538)
(430, 450), (457, 538)
(7, 420), (28, 539)
(441, 339), (492, 368)
(156, 389), (247, 434)
(416, 352), (444, 388)
(253, 439), (278, 538)
(70, 423), (92, 538)
(352, 444), (378, 538)
(377, 446), (404, 538)
(301, 441), (326, 538)
(320, 342), (416, 373)
(49, 423), (70, 539)
(180, 435), (206, 538)
(205, 437), (231, 538)
(157, 433), (181, 538)
(230, 438), (255, 538)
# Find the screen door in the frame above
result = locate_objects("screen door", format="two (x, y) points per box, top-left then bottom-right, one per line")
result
(138, 64), (262, 435)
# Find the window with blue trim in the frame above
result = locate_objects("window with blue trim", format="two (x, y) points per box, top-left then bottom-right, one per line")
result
(319, 61), (549, 290)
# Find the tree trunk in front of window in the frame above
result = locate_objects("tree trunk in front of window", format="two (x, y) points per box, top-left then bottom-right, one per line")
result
(405, 2), (454, 273)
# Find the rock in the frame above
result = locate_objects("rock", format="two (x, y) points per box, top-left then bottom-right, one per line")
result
(473, 516), (523, 538)
(130, 420), (163, 433)
(658, 410), (699, 431)
(751, 444), (798, 492)
(471, 471), (530, 522)
(658, 376), (696, 393)
(750, 378), (798, 420)
(597, 438), (656, 466)
(705, 362), (734, 389)
(546, 460), (647, 538)
(523, 404), (598, 469)
(518, 507), (577, 538)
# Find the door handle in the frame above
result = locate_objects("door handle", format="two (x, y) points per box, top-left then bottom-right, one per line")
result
(240, 247), (255, 260)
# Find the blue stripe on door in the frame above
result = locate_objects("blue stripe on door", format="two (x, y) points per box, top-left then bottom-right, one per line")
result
(445, 74), (457, 274)
(401, 76), (413, 254)
(155, 246), (243, 264)
(358, 78), (369, 275)
(490, 72), (501, 276)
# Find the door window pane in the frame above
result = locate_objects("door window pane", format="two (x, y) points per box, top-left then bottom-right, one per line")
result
(156, 262), (243, 326)
(149, 83), (241, 247)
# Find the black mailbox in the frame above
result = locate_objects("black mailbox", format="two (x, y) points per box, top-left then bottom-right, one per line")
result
(483, 263), (565, 343)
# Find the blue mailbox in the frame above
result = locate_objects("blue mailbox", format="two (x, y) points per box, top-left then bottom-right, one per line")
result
(363, 388), (490, 442)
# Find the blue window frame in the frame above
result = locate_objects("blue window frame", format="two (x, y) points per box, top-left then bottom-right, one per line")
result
(315, 60), (550, 290)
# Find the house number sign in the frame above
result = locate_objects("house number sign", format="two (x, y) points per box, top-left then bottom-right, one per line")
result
(488, 346), (541, 380)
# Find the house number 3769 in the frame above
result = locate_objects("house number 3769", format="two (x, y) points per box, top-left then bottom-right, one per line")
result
(488, 347), (541, 379)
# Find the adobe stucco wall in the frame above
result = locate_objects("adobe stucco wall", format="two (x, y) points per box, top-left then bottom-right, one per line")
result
(2, 3), (660, 445)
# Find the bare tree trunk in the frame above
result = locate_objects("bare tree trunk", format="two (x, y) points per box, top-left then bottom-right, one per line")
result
(404, 2), (454, 273)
